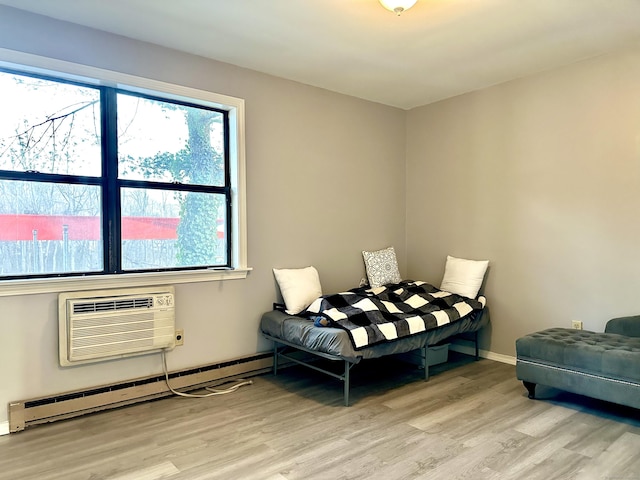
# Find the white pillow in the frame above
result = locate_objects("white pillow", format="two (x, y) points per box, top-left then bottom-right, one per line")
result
(362, 246), (402, 288)
(440, 255), (489, 299)
(273, 266), (322, 315)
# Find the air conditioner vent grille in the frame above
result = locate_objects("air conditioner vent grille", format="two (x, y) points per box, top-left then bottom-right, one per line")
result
(59, 287), (175, 366)
(73, 297), (154, 314)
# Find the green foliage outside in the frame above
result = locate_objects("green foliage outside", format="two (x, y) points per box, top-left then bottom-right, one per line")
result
(135, 106), (225, 266)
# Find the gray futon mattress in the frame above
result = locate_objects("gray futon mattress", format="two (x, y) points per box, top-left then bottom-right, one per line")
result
(260, 309), (488, 363)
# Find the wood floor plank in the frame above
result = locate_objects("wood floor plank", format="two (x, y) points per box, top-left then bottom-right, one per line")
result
(562, 416), (630, 459)
(407, 387), (505, 432)
(0, 352), (638, 480)
(513, 404), (579, 437)
(107, 461), (180, 480)
(498, 447), (591, 480)
(574, 431), (640, 480)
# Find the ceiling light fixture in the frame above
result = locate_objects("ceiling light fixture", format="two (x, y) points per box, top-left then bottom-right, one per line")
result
(379, 0), (418, 16)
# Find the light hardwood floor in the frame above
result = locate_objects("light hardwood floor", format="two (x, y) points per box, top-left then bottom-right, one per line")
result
(1, 353), (639, 480)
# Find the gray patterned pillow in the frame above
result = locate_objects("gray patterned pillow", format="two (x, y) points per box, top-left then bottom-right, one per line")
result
(362, 246), (401, 288)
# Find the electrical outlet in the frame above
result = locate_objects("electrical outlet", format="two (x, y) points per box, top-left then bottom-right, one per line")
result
(175, 329), (184, 346)
(571, 320), (583, 330)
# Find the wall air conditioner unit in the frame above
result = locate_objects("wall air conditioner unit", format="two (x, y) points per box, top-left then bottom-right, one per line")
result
(59, 286), (176, 366)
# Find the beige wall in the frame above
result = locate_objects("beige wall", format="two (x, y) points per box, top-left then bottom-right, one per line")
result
(406, 47), (640, 356)
(0, 7), (406, 426)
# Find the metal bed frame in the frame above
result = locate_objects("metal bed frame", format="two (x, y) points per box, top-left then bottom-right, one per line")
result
(264, 328), (480, 407)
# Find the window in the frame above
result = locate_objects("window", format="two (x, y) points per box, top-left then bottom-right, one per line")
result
(0, 65), (245, 281)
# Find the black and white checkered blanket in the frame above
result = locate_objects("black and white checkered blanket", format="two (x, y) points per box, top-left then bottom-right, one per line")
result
(303, 280), (486, 350)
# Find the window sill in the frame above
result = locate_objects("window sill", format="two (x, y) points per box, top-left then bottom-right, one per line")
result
(0, 267), (253, 297)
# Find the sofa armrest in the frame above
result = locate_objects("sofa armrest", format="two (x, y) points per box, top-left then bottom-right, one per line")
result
(604, 315), (640, 337)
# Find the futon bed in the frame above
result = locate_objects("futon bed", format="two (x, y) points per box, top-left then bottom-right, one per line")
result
(261, 280), (488, 406)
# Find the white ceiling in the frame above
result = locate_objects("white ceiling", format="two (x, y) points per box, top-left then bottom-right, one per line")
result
(2, 0), (640, 109)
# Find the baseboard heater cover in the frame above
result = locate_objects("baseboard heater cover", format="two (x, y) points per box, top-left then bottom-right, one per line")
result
(9, 353), (272, 433)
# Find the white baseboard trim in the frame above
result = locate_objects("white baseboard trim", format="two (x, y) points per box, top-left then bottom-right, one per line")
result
(449, 343), (516, 366)
(482, 350), (517, 366)
(0, 421), (9, 436)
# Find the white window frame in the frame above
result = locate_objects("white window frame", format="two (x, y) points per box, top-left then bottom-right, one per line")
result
(0, 48), (250, 297)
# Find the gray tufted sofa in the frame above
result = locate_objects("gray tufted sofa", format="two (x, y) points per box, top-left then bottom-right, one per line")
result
(515, 315), (640, 409)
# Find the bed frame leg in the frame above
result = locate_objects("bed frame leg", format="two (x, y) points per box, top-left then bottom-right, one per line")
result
(474, 331), (479, 361)
(344, 360), (350, 407)
(423, 344), (430, 381)
(273, 342), (279, 375)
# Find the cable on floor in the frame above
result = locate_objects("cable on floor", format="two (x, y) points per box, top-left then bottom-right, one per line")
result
(161, 349), (253, 398)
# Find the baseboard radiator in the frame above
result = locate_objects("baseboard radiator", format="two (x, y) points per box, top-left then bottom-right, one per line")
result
(9, 353), (272, 433)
